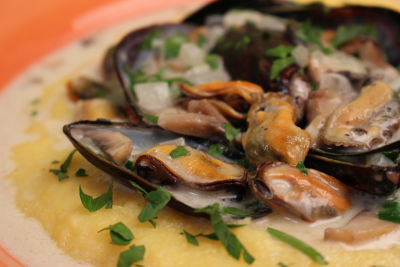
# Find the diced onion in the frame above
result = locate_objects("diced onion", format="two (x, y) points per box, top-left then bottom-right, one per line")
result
(134, 82), (173, 114)
(291, 45), (309, 68)
(312, 51), (367, 75)
(223, 10), (286, 32)
(177, 43), (206, 67)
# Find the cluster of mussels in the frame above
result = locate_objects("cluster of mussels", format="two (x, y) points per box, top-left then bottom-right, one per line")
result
(64, 1), (400, 241)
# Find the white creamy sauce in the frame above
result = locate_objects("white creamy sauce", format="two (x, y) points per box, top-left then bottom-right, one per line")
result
(1, 3), (400, 267)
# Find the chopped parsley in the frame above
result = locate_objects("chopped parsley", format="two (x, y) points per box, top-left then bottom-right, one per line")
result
(235, 35), (252, 50)
(30, 98), (40, 105)
(205, 54), (219, 70)
(224, 123), (240, 142)
(264, 45), (295, 58)
(129, 181), (172, 227)
(143, 113), (159, 124)
(99, 222), (134, 246)
(382, 151), (400, 164)
(75, 168), (88, 177)
(270, 57), (296, 80)
(51, 160), (60, 164)
(197, 34), (207, 48)
(278, 262), (288, 267)
(207, 144), (227, 157)
(139, 28), (161, 50)
(169, 146), (190, 158)
(125, 160), (134, 171)
(165, 33), (189, 59)
(49, 149), (77, 181)
(267, 227), (328, 265)
(182, 230), (199, 246)
(79, 183), (113, 212)
(117, 245), (145, 267)
(296, 161), (308, 175)
(295, 20), (331, 54)
(31, 110), (38, 116)
(298, 68), (305, 76)
(331, 24), (377, 48)
(378, 198), (400, 224)
(195, 203), (255, 264)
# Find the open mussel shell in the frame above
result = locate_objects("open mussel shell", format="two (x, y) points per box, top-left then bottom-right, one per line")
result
(113, 23), (196, 123)
(305, 152), (400, 195)
(185, 1), (400, 65)
(249, 161), (351, 222)
(63, 120), (260, 216)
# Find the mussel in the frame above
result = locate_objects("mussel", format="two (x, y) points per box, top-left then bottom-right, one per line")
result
(63, 120), (266, 216)
(250, 162), (351, 222)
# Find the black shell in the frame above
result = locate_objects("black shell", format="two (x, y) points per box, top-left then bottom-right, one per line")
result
(63, 120), (257, 216)
(305, 153), (400, 195)
(113, 24), (196, 123)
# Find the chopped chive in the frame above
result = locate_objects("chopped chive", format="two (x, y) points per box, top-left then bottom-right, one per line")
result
(267, 228), (328, 265)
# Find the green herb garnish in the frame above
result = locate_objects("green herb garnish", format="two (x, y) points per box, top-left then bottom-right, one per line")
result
(117, 245), (145, 267)
(99, 222), (134, 246)
(75, 168), (88, 177)
(378, 198), (400, 224)
(235, 35), (252, 50)
(222, 206), (253, 217)
(125, 160), (134, 171)
(278, 262), (288, 267)
(30, 98), (40, 105)
(31, 110), (38, 116)
(205, 54), (219, 70)
(264, 45), (295, 58)
(197, 34), (207, 48)
(165, 33), (189, 59)
(79, 183), (113, 212)
(207, 144), (227, 157)
(129, 181), (172, 227)
(382, 151), (400, 164)
(195, 203), (255, 264)
(143, 113), (159, 124)
(169, 146), (190, 158)
(51, 160), (60, 164)
(49, 149), (77, 181)
(224, 123), (240, 142)
(298, 68), (305, 76)
(331, 24), (377, 48)
(137, 187), (171, 227)
(310, 82), (317, 91)
(139, 28), (161, 50)
(267, 228), (328, 265)
(296, 161), (308, 175)
(295, 20), (331, 54)
(182, 230), (200, 246)
(270, 57), (296, 80)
